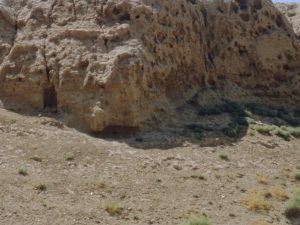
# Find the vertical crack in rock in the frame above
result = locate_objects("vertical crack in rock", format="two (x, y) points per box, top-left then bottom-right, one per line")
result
(72, 0), (77, 21)
(42, 23), (57, 112)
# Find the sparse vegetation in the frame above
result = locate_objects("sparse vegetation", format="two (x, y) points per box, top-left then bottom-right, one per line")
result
(222, 122), (240, 138)
(105, 202), (123, 216)
(273, 128), (290, 140)
(242, 190), (271, 211)
(294, 171), (300, 180)
(35, 184), (47, 191)
(252, 125), (274, 135)
(64, 152), (75, 161)
(197, 101), (300, 140)
(18, 168), (28, 176)
(180, 216), (212, 225)
(285, 189), (300, 218)
(219, 154), (230, 161)
(287, 11), (297, 17)
(269, 187), (289, 201)
(252, 124), (300, 140)
(257, 175), (267, 185)
(186, 124), (206, 139)
(281, 126), (300, 137)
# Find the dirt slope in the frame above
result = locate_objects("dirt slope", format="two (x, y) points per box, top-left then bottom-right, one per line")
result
(0, 107), (300, 225)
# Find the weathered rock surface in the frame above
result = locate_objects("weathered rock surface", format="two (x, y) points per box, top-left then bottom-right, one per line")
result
(276, 3), (300, 37)
(0, 0), (300, 131)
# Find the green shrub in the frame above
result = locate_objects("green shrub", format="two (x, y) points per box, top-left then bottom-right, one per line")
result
(222, 122), (240, 137)
(252, 125), (275, 135)
(287, 11), (297, 17)
(18, 168), (28, 176)
(245, 117), (256, 125)
(232, 115), (251, 126)
(187, 124), (205, 136)
(294, 171), (300, 180)
(281, 126), (300, 138)
(273, 128), (290, 140)
(35, 184), (47, 191)
(285, 189), (300, 218)
(64, 152), (75, 161)
(105, 202), (123, 216)
(219, 154), (230, 161)
(223, 101), (245, 116)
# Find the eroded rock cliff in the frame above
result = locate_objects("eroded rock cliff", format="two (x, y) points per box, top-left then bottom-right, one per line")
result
(276, 3), (300, 37)
(0, 0), (300, 131)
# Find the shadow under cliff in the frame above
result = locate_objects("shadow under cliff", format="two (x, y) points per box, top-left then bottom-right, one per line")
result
(90, 100), (300, 150)
(1, 96), (300, 151)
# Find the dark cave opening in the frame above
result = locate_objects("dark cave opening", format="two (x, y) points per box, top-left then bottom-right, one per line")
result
(43, 85), (57, 112)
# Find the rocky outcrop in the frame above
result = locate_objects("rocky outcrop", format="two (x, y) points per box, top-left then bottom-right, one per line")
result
(0, 0), (300, 131)
(276, 3), (300, 36)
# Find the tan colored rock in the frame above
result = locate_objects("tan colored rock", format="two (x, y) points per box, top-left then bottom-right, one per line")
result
(276, 3), (300, 36)
(0, 0), (300, 132)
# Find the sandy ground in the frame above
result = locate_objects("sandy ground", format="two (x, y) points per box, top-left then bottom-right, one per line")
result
(0, 107), (300, 225)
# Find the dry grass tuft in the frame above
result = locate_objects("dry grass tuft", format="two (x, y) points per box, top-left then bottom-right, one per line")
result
(105, 202), (123, 216)
(242, 190), (271, 211)
(269, 187), (289, 201)
(256, 175), (267, 185)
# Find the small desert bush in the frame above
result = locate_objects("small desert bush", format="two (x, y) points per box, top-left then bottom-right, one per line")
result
(35, 183), (47, 191)
(186, 124), (206, 140)
(242, 190), (271, 211)
(269, 187), (289, 201)
(285, 189), (300, 218)
(219, 154), (230, 161)
(281, 126), (300, 137)
(273, 128), (290, 140)
(222, 122), (240, 137)
(287, 11), (297, 17)
(18, 168), (28, 176)
(253, 125), (300, 140)
(294, 171), (300, 180)
(105, 202), (123, 216)
(257, 175), (267, 185)
(64, 152), (75, 161)
(180, 216), (212, 225)
(252, 125), (275, 135)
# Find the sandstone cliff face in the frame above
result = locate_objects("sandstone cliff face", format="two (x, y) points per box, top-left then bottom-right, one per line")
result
(276, 3), (300, 37)
(0, 0), (300, 131)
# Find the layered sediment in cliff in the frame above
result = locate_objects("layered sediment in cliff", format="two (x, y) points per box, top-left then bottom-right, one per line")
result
(0, 0), (299, 131)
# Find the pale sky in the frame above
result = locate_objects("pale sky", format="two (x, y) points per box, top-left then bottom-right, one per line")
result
(273, 0), (300, 2)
